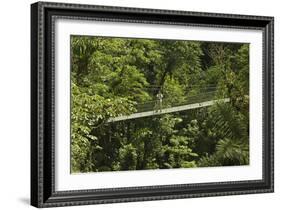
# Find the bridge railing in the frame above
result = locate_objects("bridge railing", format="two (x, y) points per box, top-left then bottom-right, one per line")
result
(135, 90), (217, 113)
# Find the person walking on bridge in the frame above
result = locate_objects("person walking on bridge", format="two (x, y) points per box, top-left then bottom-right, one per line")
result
(156, 90), (163, 112)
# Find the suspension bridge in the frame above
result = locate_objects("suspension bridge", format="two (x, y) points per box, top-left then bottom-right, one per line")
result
(108, 86), (230, 122)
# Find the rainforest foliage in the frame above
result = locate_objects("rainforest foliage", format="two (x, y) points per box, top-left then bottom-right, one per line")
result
(70, 36), (249, 173)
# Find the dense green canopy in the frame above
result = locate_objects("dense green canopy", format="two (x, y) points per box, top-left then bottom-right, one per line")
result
(70, 36), (249, 173)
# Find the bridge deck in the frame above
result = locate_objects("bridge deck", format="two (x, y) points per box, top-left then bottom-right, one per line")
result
(108, 98), (230, 122)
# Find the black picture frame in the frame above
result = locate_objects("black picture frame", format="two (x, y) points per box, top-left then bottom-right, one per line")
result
(31, 1), (274, 208)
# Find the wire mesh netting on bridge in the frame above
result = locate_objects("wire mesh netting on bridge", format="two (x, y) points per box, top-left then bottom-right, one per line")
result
(108, 86), (229, 122)
(137, 88), (217, 113)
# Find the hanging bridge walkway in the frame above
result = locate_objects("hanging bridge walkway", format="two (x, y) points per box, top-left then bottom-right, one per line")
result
(108, 88), (230, 122)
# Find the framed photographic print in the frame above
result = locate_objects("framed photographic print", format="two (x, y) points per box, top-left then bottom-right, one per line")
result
(31, 1), (274, 208)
